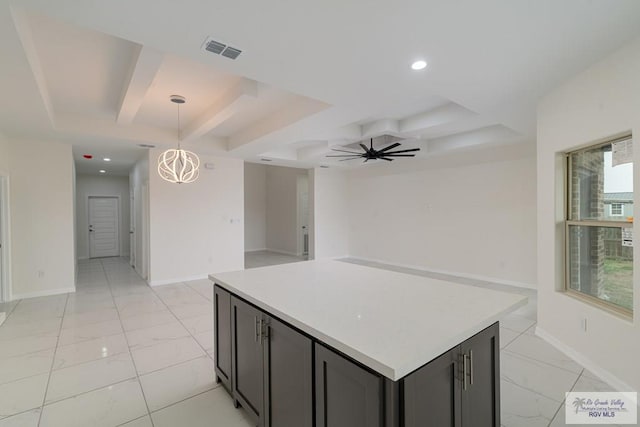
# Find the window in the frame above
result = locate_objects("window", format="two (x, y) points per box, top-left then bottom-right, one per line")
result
(610, 203), (624, 216)
(566, 136), (633, 316)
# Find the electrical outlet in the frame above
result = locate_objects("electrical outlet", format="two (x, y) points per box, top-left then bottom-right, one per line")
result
(581, 317), (588, 332)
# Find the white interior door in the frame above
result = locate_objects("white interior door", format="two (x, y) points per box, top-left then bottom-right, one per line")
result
(89, 196), (120, 258)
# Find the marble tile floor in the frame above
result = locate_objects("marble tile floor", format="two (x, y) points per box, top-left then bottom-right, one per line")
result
(0, 257), (625, 427)
(244, 250), (307, 269)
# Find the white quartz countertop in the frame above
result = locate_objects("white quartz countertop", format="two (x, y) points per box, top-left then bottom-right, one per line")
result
(210, 259), (527, 381)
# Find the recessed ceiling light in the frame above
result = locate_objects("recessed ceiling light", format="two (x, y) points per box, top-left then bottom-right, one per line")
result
(411, 60), (427, 70)
(103, 158), (111, 162)
(260, 158), (272, 162)
(99, 170), (106, 174)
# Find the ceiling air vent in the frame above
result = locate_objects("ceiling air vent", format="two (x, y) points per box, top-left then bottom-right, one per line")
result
(202, 37), (242, 60)
(221, 46), (242, 59)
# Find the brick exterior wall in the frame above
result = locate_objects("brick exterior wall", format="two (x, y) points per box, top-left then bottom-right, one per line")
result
(570, 150), (605, 297)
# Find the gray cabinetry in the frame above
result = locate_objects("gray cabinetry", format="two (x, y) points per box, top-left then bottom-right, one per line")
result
(404, 347), (461, 427)
(264, 317), (313, 427)
(227, 294), (314, 427)
(315, 343), (383, 427)
(214, 283), (501, 427)
(460, 322), (500, 427)
(231, 296), (265, 426)
(213, 285), (232, 391)
(404, 322), (500, 427)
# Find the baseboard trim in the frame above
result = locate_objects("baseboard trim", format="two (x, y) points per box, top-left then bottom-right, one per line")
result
(245, 248), (268, 253)
(11, 287), (75, 301)
(535, 326), (637, 399)
(264, 248), (303, 257)
(149, 274), (209, 287)
(77, 256), (89, 260)
(0, 312), (5, 327)
(346, 256), (536, 290)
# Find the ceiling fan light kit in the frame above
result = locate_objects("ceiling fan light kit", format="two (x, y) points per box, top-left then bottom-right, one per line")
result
(326, 138), (420, 162)
(157, 95), (201, 184)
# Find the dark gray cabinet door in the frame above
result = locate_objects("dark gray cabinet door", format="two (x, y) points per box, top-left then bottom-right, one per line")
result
(264, 317), (313, 427)
(213, 285), (231, 390)
(460, 322), (500, 427)
(403, 346), (462, 427)
(315, 344), (383, 427)
(231, 297), (264, 426)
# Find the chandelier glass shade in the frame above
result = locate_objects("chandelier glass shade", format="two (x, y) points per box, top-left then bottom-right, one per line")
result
(157, 95), (200, 184)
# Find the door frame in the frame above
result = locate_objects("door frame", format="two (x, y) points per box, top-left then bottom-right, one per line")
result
(0, 173), (12, 302)
(87, 195), (121, 259)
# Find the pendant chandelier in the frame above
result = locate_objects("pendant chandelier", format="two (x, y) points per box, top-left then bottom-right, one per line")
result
(158, 95), (200, 184)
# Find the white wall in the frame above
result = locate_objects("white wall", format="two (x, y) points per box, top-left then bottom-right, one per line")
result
(310, 168), (349, 259)
(244, 162), (267, 252)
(129, 155), (149, 280)
(347, 143), (537, 288)
(148, 150), (244, 285)
(537, 37), (640, 392)
(265, 165), (307, 255)
(5, 138), (75, 299)
(75, 175), (130, 259)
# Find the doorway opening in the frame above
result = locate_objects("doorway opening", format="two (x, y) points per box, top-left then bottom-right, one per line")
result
(244, 163), (310, 269)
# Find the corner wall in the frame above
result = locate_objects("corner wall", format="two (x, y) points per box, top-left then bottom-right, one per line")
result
(347, 143), (537, 288)
(265, 165), (307, 256)
(537, 37), (640, 392)
(244, 162), (267, 252)
(148, 150), (244, 285)
(310, 168), (349, 259)
(5, 138), (75, 299)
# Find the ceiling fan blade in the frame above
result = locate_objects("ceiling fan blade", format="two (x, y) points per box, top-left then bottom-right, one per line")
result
(383, 154), (417, 157)
(331, 148), (362, 154)
(359, 143), (370, 153)
(376, 143), (401, 153)
(339, 158), (359, 161)
(379, 157), (394, 161)
(370, 138), (373, 150)
(326, 154), (363, 158)
(383, 148), (421, 154)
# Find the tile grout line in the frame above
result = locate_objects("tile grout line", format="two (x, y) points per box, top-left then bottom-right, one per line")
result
(546, 368), (585, 427)
(148, 281), (214, 359)
(101, 258), (157, 427)
(37, 292), (70, 427)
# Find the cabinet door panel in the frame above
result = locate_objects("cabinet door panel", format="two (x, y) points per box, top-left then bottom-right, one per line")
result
(214, 286), (232, 389)
(315, 344), (383, 427)
(460, 322), (500, 427)
(404, 347), (461, 427)
(264, 317), (313, 427)
(232, 297), (264, 426)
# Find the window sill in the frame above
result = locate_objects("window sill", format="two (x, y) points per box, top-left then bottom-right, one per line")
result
(562, 289), (633, 322)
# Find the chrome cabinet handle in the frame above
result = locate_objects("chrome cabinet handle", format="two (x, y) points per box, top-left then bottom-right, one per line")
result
(255, 316), (260, 342)
(462, 353), (468, 391)
(469, 350), (474, 386)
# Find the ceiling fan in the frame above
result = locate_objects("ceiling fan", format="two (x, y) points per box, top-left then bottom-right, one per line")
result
(326, 138), (420, 162)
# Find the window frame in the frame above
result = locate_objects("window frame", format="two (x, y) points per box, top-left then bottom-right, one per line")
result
(564, 135), (634, 319)
(609, 203), (624, 217)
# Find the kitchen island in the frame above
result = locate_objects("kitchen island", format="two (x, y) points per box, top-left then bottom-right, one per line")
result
(210, 259), (527, 427)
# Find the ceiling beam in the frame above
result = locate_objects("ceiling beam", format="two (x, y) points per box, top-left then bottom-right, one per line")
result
(181, 78), (258, 141)
(399, 103), (476, 135)
(116, 45), (164, 124)
(11, 7), (55, 126)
